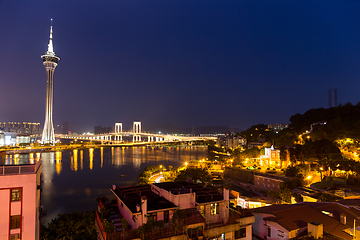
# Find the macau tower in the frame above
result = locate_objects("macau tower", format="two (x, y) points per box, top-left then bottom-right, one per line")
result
(41, 20), (60, 144)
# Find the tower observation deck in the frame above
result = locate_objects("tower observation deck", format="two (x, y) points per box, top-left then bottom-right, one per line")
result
(41, 20), (60, 144)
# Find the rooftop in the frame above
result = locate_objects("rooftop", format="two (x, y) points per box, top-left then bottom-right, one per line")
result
(154, 181), (227, 203)
(112, 184), (177, 213)
(254, 202), (360, 240)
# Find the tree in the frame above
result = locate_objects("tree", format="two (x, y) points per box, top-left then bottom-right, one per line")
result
(102, 219), (116, 234)
(138, 165), (161, 184)
(240, 124), (274, 143)
(170, 209), (186, 233)
(279, 187), (292, 203)
(121, 218), (129, 235)
(40, 211), (97, 240)
(317, 193), (337, 202)
(303, 139), (344, 176)
(174, 168), (211, 185)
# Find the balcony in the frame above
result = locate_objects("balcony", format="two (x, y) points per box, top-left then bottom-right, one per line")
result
(0, 160), (41, 175)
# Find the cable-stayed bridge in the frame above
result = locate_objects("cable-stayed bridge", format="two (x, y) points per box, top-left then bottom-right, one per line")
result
(58, 122), (216, 143)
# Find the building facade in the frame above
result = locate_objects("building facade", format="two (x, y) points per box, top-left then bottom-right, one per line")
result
(259, 146), (281, 168)
(0, 160), (42, 240)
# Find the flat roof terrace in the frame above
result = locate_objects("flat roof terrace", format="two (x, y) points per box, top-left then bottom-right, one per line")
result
(112, 184), (177, 213)
(154, 182), (227, 204)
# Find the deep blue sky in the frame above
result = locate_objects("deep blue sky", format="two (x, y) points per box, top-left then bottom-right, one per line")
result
(1, 1), (360, 132)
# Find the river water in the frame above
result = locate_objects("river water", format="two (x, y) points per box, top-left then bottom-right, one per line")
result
(5, 146), (208, 224)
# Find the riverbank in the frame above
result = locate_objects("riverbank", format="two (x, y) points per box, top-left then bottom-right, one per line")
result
(1, 141), (209, 155)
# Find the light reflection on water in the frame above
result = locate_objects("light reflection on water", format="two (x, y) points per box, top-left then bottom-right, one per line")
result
(6, 146), (208, 224)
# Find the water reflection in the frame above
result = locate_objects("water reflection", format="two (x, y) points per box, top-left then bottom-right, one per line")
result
(42, 152), (55, 193)
(29, 153), (34, 164)
(89, 148), (93, 170)
(4, 146), (208, 172)
(80, 150), (84, 170)
(100, 147), (104, 168)
(111, 147), (114, 165)
(114, 147), (122, 166)
(5, 153), (40, 165)
(133, 147), (141, 169)
(55, 151), (62, 175)
(71, 149), (78, 171)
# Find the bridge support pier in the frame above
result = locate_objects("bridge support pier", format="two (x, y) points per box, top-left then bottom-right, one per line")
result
(133, 135), (141, 142)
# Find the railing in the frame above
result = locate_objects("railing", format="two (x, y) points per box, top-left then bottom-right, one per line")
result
(0, 160), (41, 175)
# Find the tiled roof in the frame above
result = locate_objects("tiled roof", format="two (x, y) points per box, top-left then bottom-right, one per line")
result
(255, 203), (356, 240)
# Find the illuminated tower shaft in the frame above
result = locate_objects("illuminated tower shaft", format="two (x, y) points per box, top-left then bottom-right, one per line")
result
(41, 22), (60, 144)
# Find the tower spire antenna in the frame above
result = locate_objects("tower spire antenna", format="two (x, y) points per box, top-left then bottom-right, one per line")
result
(48, 19), (54, 54)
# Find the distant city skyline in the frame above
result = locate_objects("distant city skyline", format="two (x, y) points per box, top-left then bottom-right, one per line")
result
(1, 1), (360, 132)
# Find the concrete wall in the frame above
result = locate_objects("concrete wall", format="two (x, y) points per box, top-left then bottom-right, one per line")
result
(152, 185), (196, 209)
(253, 213), (291, 240)
(115, 195), (139, 229)
(254, 175), (283, 190)
(224, 168), (254, 183)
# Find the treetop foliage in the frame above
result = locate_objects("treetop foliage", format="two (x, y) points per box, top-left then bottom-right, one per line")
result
(174, 167), (212, 185)
(289, 103), (360, 141)
(40, 211), (97, 240)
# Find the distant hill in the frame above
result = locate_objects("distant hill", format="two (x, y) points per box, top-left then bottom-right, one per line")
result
(143, 124), (243, 134)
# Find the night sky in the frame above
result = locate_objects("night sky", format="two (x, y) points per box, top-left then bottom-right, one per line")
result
(1, 1), (360, 133)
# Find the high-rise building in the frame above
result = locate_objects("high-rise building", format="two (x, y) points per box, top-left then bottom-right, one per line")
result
(41, 20), (60, 144)
(55, 122), (69, 134)
(0, 122), (40, 134)
(94, 125), (113, 134)
(328, 88), (337, 108)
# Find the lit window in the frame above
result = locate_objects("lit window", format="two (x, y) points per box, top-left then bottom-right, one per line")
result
(10, 215), (21, 229)
(198, 205), (205, 216)
(11, 188), (21, 202)
(210, 203), (219, 215)
(10, 234), (20, 240)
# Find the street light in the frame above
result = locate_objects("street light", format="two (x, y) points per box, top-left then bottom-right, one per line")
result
(354, 219), (359, 240)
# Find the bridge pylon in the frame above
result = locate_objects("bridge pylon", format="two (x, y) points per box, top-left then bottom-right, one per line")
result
(133, 121), (141, 142)
(115, 123), (123, 141)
